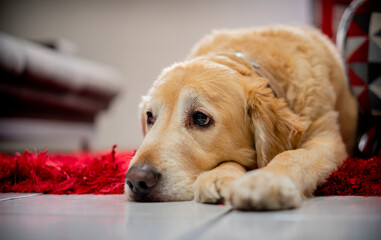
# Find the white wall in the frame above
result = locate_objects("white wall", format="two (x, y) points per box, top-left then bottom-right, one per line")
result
(0, 0), (312, 150)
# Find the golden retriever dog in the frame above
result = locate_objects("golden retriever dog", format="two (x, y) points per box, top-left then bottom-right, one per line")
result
(124, 26), (358, 210)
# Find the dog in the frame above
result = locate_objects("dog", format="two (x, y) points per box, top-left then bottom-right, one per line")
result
(124, 26), (358, 210)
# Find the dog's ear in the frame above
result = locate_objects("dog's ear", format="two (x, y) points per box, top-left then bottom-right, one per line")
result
(246, 81), (306, 167)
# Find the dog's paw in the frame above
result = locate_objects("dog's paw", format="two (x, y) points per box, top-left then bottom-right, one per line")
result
(194, 172), (236, 204)
(229, 170), (302, 210)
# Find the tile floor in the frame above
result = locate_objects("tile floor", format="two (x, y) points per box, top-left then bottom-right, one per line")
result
(0, 193), (380, 240)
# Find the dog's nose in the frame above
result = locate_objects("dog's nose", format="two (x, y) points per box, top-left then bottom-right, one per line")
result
(125, 165), (161, 196)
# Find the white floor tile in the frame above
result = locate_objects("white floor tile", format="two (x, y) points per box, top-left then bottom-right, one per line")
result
(1, 195), (380, 240)
(0, 194), (229, 240)
(196, 196), (381, 240)
(0, 193), (40, 202)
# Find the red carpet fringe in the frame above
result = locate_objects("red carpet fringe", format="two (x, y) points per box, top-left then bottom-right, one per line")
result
(315, 156), (381, 196)
(0, 146), (380, 196)
(0, 145), (134, 194)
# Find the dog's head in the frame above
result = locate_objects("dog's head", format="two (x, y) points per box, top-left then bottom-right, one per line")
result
(124, 52), (305, 202)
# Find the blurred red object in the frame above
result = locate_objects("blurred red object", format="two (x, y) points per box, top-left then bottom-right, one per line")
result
(314, 0), (353, 40)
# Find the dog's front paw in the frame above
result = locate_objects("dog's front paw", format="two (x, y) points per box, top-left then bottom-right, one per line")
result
(194, 172), (236, 204)
(229, 170), (302, 210)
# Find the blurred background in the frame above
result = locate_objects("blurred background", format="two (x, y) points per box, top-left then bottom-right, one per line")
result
(0, 0), (350, 152)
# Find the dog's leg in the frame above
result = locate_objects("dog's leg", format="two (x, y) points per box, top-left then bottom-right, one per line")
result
(229, 115), (347, 210)
(194, 161), (246, 204)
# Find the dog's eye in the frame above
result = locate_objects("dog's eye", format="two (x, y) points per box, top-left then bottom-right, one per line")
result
(146, 111), (155, 125)
(192, 111), (211, 127)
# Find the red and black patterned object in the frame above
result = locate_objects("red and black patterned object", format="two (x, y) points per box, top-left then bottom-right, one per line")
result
(340, 0), (381, 156)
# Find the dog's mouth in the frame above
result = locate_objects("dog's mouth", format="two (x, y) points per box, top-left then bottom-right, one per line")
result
(124, 174), (195, 202)
(128, 193), (163, 202)
(124, 183), (164, 202)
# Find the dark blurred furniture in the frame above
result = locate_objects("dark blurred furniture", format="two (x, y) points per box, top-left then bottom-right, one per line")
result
(0, 32), (122, 151)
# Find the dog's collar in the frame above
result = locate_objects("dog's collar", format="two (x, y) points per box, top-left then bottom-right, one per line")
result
(234, 52), (286, 100)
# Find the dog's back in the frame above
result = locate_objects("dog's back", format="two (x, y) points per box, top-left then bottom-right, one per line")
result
(188, 26), (358, 153)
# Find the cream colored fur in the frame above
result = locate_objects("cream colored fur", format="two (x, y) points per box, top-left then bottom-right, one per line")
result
(125, 26), (358, 210)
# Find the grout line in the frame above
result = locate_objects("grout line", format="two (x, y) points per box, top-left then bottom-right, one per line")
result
(0, 193), (41, 202)
(173, 207), (234, 240)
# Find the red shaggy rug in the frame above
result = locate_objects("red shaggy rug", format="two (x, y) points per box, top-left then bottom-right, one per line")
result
(0, 145), (380, 196)
(0, 145), (133, 194)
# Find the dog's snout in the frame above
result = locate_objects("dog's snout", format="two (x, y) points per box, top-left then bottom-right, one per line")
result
(125, 165), (161, 197)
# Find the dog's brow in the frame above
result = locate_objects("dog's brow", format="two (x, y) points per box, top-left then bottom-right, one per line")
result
(179, 88), (196, 100)
(177, 89), (200, 115)
(182, 96), (198, 112)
